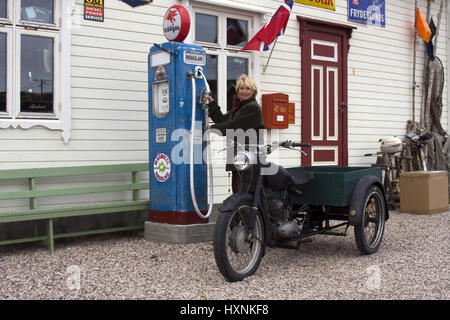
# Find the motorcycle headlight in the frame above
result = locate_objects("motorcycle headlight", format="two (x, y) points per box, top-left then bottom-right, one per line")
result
(233, 151), (256, 171)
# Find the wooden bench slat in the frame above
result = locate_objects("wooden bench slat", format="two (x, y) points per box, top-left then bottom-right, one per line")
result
(52, 225), (144, 239)
(0, 183), (149, 200)
(0, 163), (149, 180)
(0, 200), (150, 223)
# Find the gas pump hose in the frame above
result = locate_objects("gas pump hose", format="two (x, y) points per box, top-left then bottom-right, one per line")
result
(190, 71), (214, 219)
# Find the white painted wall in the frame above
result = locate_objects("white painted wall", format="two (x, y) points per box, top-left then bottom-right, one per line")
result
(0, 0), (447, 205)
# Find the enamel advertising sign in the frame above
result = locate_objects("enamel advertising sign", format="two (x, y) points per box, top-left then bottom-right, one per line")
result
(295, 0), (335, 11)
(84, 0), (104, 22)
(153, 153), (171, 183)
(348, 0), (385, 27)
(163, 5), (191, 42)
(120, 0), (153, 8)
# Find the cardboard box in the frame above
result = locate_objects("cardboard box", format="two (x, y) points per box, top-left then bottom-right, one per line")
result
(400, 171), (449, 214)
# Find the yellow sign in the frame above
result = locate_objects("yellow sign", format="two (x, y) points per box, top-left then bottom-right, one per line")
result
(295, 0), (335, 11)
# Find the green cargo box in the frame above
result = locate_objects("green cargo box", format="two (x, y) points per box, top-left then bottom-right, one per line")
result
(286, 166), (382, 207)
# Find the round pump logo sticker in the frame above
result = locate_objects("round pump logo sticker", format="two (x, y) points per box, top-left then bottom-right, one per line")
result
(163, 5), (190, 42)
(153, 153), (171, 182)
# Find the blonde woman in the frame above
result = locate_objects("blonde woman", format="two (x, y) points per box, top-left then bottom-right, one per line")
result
(205, 74), (265, 193)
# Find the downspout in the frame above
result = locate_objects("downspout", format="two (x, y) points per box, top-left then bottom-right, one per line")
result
(412, 0), (418, 122)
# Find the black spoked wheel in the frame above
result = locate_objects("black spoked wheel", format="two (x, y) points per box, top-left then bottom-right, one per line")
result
(213, 201), (264, 282)
(354, 185), (386, 255)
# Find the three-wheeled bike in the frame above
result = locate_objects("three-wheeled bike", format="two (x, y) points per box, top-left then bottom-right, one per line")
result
(213, 140), (389, 282)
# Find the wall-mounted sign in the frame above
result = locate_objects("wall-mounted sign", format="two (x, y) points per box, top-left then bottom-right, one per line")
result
(84, 0), (104, 22)
(348, 0), (385, 27)
(295, 0), (335, 11)
(163, 5), (191, 42)
(120, 0), (153, 8)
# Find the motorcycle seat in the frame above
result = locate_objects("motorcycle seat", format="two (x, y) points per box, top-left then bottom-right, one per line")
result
(289, 170), (314, 185)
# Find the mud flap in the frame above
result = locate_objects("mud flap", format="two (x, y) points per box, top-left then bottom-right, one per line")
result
(348, 175), (389, 226)
(218, 193), (270, 256)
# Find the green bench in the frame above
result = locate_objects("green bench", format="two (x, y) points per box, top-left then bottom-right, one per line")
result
(0, 163), (149, 252)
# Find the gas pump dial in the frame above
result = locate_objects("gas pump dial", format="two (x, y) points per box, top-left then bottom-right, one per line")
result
(152, 80), (170, 118)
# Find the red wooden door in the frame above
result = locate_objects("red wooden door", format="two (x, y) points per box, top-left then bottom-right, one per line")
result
(298, 17), (355, 166)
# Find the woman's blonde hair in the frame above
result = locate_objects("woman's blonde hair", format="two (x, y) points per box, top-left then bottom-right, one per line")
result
(235, 74), (258, 97)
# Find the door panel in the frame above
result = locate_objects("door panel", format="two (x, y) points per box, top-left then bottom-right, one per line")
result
(298, 18), (354, 167)
(306, 33), (342, 166)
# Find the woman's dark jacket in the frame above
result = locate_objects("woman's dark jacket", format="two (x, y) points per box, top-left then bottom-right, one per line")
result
(208, 96), (265, 171)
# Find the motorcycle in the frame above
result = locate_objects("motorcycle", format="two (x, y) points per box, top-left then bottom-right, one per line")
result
(213, 140), (389, 282)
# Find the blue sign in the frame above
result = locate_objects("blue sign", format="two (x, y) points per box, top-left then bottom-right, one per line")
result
(348, 0), (385, 27)
(120, 0), (153, 8)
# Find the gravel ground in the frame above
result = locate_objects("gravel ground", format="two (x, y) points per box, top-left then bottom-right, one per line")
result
(0, 209), (448, 300)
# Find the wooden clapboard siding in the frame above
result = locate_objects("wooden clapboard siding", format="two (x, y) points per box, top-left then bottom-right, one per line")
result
(0, 0), (447, 205)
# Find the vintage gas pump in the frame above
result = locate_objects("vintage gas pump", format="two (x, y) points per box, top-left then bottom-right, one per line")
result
(148, 5), (213, 225)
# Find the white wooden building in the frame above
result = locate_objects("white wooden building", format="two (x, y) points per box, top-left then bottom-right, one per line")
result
(0, 0), (448, 206)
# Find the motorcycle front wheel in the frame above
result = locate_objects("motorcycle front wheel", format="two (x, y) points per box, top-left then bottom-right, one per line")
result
(213, 201), (265, 282)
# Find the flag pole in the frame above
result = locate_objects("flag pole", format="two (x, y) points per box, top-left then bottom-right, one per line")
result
(263, 37), (278, 74)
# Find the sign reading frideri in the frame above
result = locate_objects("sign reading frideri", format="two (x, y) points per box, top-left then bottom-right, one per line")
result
(348, 0), (385, 27)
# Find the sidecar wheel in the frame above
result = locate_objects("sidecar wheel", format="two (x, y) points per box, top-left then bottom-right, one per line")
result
(214, 201), (264, 282)
(354, 185), (386, 255)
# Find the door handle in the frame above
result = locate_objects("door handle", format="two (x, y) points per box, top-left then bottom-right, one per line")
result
(339, 102), (347, 114)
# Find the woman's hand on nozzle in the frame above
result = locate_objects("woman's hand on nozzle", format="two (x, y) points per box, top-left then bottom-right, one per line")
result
(204, 94), (214, 103)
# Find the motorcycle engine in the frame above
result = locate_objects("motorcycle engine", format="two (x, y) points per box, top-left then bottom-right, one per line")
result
(275, 221), (300, 239)
(268, 199), (284, 220)
(268, 199), (300, 240)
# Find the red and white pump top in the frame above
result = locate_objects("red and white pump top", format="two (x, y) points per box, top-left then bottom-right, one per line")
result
(163, 5), (191, 42)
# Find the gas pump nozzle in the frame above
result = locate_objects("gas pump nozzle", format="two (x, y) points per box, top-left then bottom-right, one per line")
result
(199, 88), (210, 106)
(195, 66), (211, 107)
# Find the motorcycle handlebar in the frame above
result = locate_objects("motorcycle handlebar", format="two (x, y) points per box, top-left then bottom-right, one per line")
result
(280, 141), (311, 148)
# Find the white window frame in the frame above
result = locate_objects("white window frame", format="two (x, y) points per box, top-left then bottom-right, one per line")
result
(16, 0), (61, 30)
(186, 0), (266, 114)
(0, 27), (12, 118)
(15, 28), (60, 119)
(0, 0), (71, 143)
(0, 0), (13, 24)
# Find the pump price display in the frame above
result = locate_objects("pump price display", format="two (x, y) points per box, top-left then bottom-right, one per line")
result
(153, 81), (170, 118)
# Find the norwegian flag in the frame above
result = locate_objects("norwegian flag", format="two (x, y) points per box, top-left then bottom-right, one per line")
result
(242, 0), (293, 51)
